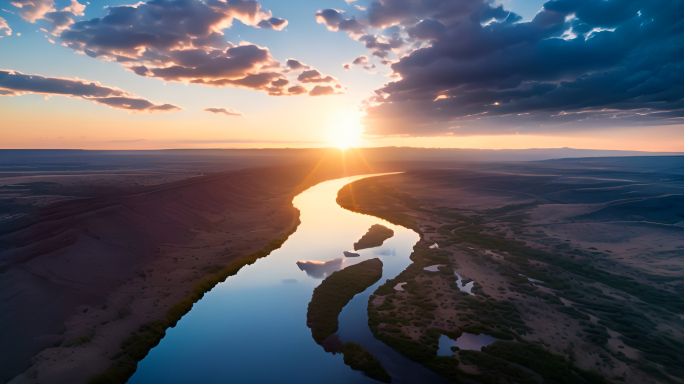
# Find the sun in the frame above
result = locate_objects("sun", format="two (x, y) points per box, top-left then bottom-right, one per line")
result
(326, 110), (364, 150)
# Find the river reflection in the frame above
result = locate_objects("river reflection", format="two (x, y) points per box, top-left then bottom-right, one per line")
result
(296, 258), (344, 279)
(128, 174), (448, 384)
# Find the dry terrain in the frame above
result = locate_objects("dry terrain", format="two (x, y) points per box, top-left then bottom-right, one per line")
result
(2, 150), (682, 384)
(0, 148), (394, 384)
(338, 157), (684, 384)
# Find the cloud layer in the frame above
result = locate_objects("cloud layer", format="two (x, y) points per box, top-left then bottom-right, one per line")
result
(55, 0), (337, 96)
(0, 69), (180, 112)
(319, 0), (684, 136)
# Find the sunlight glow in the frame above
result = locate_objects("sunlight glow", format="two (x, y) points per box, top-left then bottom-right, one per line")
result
(326, 110), (364, 150)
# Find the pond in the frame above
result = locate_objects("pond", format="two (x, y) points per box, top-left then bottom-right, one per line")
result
(437, 333), (500, 356)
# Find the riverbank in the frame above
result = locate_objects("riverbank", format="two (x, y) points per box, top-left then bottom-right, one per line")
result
(1, 149), (400, 384)
(4, 166), (307, 384)
(337, 158), (684, 384)
(89, 216), (301, 384)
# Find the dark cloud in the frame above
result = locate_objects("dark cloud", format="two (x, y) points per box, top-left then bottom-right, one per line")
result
(407, 19), (446, 41)
(204, 107), (242, 116)
(320, 0), (684, 135)
(0, 69), (180, 113)
(285, 59), (306, 70)
(257, 17), (288, 30)
(309, 85), (336, 96)
(57, 0), (337, 96)
(345, 55), (376, 71)
(315, 9), (365, 36)
(43, 10), (73, 33)
(315, 8), (404, 60)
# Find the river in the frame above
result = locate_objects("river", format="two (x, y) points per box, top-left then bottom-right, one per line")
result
(128, 174), (448, 383)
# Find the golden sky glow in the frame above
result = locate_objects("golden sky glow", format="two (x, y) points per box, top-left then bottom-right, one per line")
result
(1, 0), (683, 152)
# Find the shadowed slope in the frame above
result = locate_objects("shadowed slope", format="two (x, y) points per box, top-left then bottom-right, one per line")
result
(0, 149), (395, 384)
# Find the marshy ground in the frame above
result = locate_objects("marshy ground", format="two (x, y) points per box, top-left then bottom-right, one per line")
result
(338, 156), (684, 384)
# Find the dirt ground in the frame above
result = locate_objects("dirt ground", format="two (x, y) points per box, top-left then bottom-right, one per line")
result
(343, 157), (684, 384)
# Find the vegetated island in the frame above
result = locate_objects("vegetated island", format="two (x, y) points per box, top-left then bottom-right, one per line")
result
(337, 158), (684, 384)
(341, 342), (392, 384)
(354, 224), (395, 251)
(306, 258), (391, 383)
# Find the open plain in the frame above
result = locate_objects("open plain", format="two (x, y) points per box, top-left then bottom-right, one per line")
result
(338, 156), (684, 384)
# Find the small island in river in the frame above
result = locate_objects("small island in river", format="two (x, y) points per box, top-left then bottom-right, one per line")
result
(354, 224), (395, 251)
(306, 258), (391, 382)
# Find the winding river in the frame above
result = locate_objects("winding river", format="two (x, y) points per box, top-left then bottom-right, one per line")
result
(128, 174), (448, 383)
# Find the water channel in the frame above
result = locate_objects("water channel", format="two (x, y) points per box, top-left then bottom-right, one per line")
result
(128, 174), (449, 383)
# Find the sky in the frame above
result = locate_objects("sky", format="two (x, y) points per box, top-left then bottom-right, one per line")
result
(0, 0), (683, 151)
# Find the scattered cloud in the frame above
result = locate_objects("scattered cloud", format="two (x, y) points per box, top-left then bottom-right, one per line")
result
(315, 9), (366, 37)
(0, 69), (180, 113)
(317, 0), (684, 136)
(10, 0), (54, 22)
(10, 0), (85, 33)
(285, 59), (306, 70)
(204, 107), (242, 116)
(297, 69), (335, 83)
(344, 55), (376, 71)
(309, 85), (336, 96)
(315, 7), (405, 60)
(0, 17), (11, 37)
(257, 16), (287, 30)
(53, 0), (338, 96)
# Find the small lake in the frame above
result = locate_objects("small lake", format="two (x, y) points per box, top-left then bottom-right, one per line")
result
(128, 174), (448, 384)
(437, 333), (500, 356)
